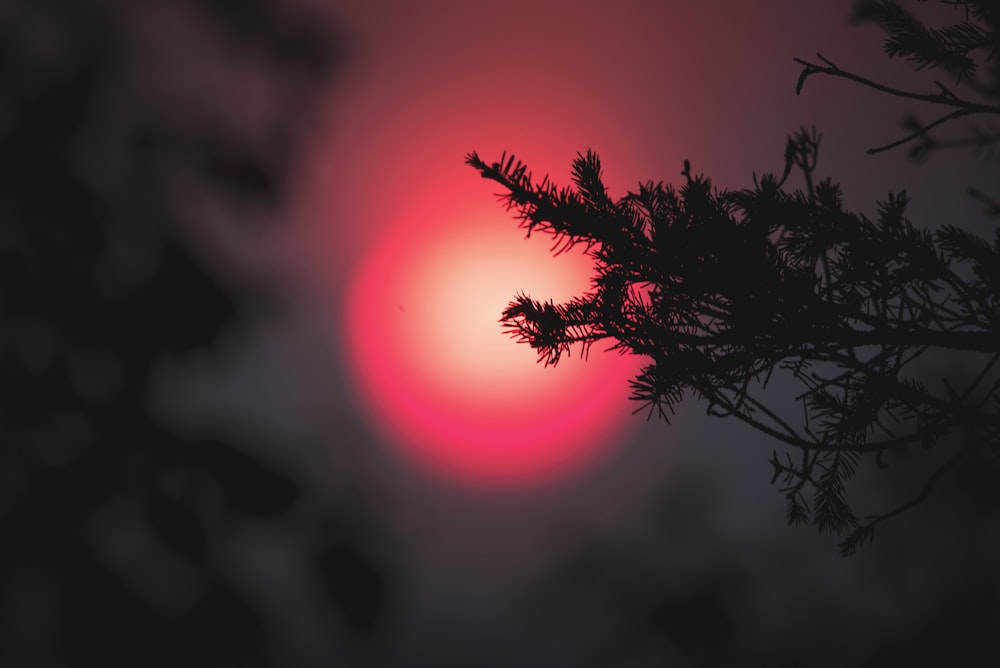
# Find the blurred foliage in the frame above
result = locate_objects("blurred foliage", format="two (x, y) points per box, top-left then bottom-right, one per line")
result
(529, 449), (1000, 667)
(0, 1), (389, 666)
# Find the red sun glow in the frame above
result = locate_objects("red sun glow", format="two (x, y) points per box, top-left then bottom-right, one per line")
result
(344, 199), (638, 488)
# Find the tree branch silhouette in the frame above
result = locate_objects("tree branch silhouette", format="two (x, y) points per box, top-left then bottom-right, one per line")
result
(467, 0), (1000, 554)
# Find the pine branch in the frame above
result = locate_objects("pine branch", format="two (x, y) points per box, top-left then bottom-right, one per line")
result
(465, 1), (1000, 554)
(467, 141), (1000, 551)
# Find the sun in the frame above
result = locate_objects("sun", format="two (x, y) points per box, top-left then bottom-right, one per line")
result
(343, 200), (638, 489)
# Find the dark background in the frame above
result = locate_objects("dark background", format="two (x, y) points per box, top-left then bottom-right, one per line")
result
(1, 1), (997, 666)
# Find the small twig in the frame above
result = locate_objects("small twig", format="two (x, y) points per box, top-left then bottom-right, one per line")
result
(845, 441), (977, 541)
(794, 53), (1000, 113)
(867, 109), (974, 155)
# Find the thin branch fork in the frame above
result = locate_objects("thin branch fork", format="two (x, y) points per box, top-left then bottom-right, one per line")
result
(794, 53), (1000, 155)
(794, 53), (1000, 113)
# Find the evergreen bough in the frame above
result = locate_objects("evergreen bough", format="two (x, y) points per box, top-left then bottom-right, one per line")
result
(467, 0), (1000, 554)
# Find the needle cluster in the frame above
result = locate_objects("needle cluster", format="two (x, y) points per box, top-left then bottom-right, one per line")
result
(465, 0), (1000, 554)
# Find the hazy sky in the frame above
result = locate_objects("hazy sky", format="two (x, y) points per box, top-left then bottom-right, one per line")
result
(167, 2), (997, 665)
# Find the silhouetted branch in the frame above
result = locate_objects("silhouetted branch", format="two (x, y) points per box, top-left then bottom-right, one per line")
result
(467, 0), (1000, 553)
(467, 125), (999, 549)
(794, 53), (997, 110)
(839, 440), (978, 555)
(795, 53), (1000, 157)
(867, 108), (975, 154)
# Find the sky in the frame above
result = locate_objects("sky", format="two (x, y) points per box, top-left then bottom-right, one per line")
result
(159, 1), (998, 666)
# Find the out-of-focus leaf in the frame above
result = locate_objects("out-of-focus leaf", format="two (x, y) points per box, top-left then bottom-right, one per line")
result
(317, 541), (385, 633)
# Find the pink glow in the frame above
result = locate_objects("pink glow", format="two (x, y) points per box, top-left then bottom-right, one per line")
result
(344, 198), (639, 488)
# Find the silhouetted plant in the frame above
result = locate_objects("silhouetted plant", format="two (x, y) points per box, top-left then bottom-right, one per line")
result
(467, 0), (999, 554)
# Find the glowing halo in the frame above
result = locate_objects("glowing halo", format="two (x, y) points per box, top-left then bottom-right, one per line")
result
(343, 201), (637, 488)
